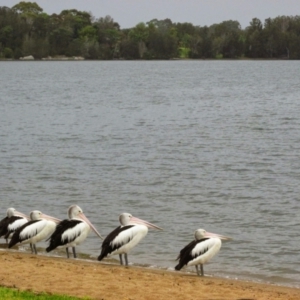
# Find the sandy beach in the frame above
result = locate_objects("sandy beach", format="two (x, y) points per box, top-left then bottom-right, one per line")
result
(0, 250), (299, 300)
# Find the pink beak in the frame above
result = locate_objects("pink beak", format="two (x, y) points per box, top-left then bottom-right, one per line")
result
(14, 211), (30, 221)
(130, 216), (163, 230)
(204, 231), (232, 240)
(78, 212), (103, 239)
(41, 213), (61, 224)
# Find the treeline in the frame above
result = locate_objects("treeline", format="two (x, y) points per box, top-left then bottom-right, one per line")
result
(1, 1), (300, 60)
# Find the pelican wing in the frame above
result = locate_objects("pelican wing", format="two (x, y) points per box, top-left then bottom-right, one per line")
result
(98, 225), (134, 261)
(8, 220), (44, 247)
(61, 220), (86, 244)
(19, 220), (48, 241)
(191, 238), (222, 262)
(175, 238), (209, 270)
(190, 238), (214, 258)
(7, 217), (28, 233)
(0, 216), (10, 237)
(47, 219), (82, 249)
(176, 240), (198, 260)
(0, 216), (24, 237)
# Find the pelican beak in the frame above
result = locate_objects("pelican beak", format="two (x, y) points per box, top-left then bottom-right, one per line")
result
(78, 213), (104, 240)
(204, 231), (232, 240)
(130, 216), (163, 231)
(41, 213), (61, 224)
(14, 211), (30, 220)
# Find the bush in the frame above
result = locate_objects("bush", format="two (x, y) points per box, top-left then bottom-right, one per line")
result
(3, 47), (13, 58)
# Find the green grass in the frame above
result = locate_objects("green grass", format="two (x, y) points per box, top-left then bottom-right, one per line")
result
(0, 286), (89, 300)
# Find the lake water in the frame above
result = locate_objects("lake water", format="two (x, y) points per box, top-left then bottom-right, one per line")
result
(1, 60), (300, 287)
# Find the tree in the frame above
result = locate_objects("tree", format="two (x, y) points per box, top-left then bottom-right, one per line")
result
(209, 20), (244, 58)
(119, 30), (139, 59)
(147, 25), (178, 59)
(129, 23), (149, 58)
(32, 13), (50, 39)
(94, 15), (121, 59)
(245, 18), (265, 58)
(59, 9), (92, 39)
(12, 1), (43, 14)
(48, 27), (73, 55)
(0, 25), (13, 45)
(22, 34), (49, 58)
(197, 26), (213, 58)
(0, 6), (29, 57)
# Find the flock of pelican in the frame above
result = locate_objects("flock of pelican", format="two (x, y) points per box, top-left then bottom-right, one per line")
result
(0, 205), (231, 276)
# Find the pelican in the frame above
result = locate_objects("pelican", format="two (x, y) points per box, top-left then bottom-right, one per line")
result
(8, 210), (60, 254)
(46, 205), (103, 258)
(175, 228), (231, 276)
(0, 208), (29, 243)
(98, 212), (163, 266)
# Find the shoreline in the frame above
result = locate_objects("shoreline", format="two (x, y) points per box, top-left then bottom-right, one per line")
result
(2, 243), (299, 290)
(0, 250), (299, 300)
(0, 57), (292, 61)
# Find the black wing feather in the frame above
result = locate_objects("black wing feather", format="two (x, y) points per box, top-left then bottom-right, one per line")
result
(46, 219), (82, 252)
(98, 225), (135, 261)
(0, 216), (10, 237)
(3, 216), (26, 239)
(8, 220), (40, 248)
(175, 238), (209, 271)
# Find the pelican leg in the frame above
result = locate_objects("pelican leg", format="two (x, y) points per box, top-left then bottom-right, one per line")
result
(33, 244), (37, 255)
(195, 264), (204, 276)
(66, 247), (70, 258)
(72, 247), (77, 258)
(124, 253), (129, 266)
(30, 243), (34, 253)
(119, 254), (123, 265)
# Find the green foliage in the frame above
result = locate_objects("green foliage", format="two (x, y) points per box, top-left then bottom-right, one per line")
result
(129, 22), (149, 43)
(0, 286), (87, 300)
(0, 25), (13, 40)
(2, 2), (300, 59)
(79, 25), (97, 39)
(12, 1), (43, 14)
(3, 47), (13, 58)
(94, 15), (121, 59)
(179, 47), (190, 58)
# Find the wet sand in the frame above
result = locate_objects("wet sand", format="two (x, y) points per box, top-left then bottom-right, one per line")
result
(0, 251), (299, 300)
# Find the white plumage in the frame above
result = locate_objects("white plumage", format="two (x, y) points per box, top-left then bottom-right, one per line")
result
(175, 228), (231, 276)
(46, 205), (103, 258)
(188, 238), (222, 266)
(98, 213), (163, 265)
(7, 218), (28, 233)
(0, 208), (28, 242)
(111, 224), (149, 255)
(9, 210), (60, 254)
(61, 221), (90, 248)
(19, 218), (56, 244)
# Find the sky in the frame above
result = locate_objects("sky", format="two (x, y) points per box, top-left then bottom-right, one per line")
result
(1, 0), (300, 29)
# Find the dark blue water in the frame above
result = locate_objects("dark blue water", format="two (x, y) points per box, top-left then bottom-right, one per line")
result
(1, 60), (300, 287)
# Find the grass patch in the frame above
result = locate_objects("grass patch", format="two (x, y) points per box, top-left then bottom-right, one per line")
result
(0, 286), (88, 300)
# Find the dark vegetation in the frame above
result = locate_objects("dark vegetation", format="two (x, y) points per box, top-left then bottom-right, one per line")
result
(1, 1), (300, 60)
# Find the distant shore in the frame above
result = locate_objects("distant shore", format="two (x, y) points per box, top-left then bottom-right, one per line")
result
(0, 56), (292, 61)
(0, 250), (299, 300)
